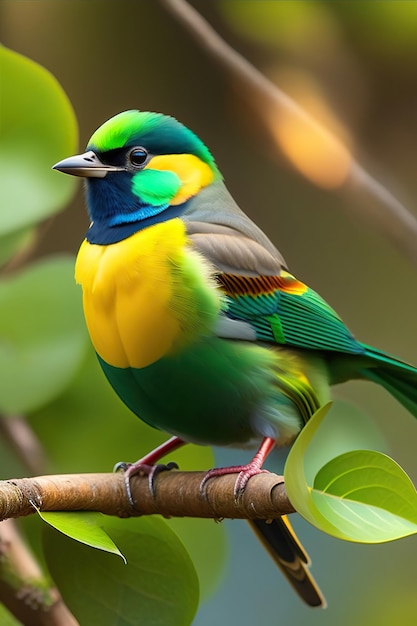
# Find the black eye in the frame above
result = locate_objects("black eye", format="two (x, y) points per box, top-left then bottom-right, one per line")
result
(128, 147), (148, 168)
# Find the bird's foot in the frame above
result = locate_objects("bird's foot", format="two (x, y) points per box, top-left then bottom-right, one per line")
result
(200, 462), (270, 503)
(114, 436), (185, 506)
(200, 436), (276, 503)
(115, 460), (179, 506)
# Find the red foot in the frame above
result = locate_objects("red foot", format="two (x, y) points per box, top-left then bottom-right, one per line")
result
(200, 436), (276, 502)
(114, 436), (185, 506)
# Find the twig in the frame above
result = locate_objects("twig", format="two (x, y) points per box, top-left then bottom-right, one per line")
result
(0, 471), (294, 521)
(0, 418), (76, 624)
(0, 519), (78, 626)
(157, 0), (417, 265)
(0, 415), (48, 476)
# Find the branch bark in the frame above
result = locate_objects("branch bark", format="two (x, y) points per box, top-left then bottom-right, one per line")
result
(1, 470), (294, 521)
(157, 0), (417, 265)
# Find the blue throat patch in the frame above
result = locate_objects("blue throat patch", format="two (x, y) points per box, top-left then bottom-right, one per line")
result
(85, 171), (189, 245)
(86, 203), (186, 244)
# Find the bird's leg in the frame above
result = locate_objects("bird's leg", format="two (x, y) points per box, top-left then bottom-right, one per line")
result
(114, 436), (186, 506)
(200, 436), (276, 503)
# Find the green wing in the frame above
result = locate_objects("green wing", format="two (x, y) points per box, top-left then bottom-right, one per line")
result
(217, 271), (365, 356)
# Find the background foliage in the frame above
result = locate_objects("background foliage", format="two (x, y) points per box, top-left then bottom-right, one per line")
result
(1, 1), (417, 624)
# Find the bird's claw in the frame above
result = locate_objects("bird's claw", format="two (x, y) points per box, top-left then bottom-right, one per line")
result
(116, 460), (179, 507)
(146, 461), (179, 498)
(200, 464), (270, 504)
(113, 461), (130, 473)
(232, 468), (269, 503)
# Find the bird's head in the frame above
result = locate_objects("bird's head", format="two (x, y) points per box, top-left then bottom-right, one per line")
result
(53, 110), (221, 243)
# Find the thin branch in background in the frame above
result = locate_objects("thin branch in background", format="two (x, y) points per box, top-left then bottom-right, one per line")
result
(0, 415), (48, 476)
(0, 519), (78, 626)
(0, 417), (76, 623)
(0, 471), (294, 521)
(157, 0), (417, 266)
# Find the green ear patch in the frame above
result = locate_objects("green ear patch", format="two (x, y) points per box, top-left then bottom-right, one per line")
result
(131, 169), (181, 205)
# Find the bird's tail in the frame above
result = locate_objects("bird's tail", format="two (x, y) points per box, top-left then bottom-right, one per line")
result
(249, 363), (325, 607)
(248, 516), (325, 607)
(360, 346), (417, 419)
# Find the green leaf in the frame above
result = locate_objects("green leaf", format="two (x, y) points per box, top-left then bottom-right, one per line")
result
(43, 515), (199, 626)
(0, 256), (88, 413)
(0, 46), (78, 257)
(302, 399), (388, 482)
(312, 450), (417, 542)
(284, 403), (417, 542)
(39, 511), (125, 561)
(284, 403), (337, 532)
(168, 517), (227, 601)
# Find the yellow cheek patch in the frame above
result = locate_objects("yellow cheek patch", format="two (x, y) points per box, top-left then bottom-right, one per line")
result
(75, 220), (188, 369)
(145, 154), (214, 205)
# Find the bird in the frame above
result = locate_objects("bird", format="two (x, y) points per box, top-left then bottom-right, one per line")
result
(53, 109), (417, 607)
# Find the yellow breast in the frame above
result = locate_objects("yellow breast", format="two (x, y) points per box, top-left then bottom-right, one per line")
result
(75, 219), (220, 369)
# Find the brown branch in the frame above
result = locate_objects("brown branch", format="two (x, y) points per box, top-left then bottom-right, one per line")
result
(1, 471), (294, 521)
(0, 415), (48, 476)
(0, 470), (293, 623)
(0, 519), (78, 626)
(157, 0), (417, 265)
(0, 417), (77, 624)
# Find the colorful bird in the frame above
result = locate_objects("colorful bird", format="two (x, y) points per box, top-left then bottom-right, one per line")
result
(54, 110), (417, 607)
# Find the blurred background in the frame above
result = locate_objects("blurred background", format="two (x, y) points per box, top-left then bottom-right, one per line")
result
(1, 1), (417, 624)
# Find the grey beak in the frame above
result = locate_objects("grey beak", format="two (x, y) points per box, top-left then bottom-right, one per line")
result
(52, 150), (123, 178)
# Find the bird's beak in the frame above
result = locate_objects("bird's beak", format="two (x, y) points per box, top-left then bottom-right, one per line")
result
(52, 150), (123, 178)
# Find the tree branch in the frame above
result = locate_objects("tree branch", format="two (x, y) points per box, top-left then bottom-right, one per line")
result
(1, 471), (294, 521)
(157, 0), (417, 265)
(0, 415), (48, 476)
(0, 417), (77, 624)
(0, 519), (78, 626)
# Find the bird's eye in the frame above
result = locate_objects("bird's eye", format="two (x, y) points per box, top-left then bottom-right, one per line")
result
(128, 147), (148, 168)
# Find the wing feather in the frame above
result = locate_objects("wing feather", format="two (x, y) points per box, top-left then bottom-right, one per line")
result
(220, 273), (364, 355)
(182, 179), (363, 356)
(189, 230), (283, 276)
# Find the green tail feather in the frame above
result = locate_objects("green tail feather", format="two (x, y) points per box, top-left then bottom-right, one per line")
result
(361, 345), (417, 419)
